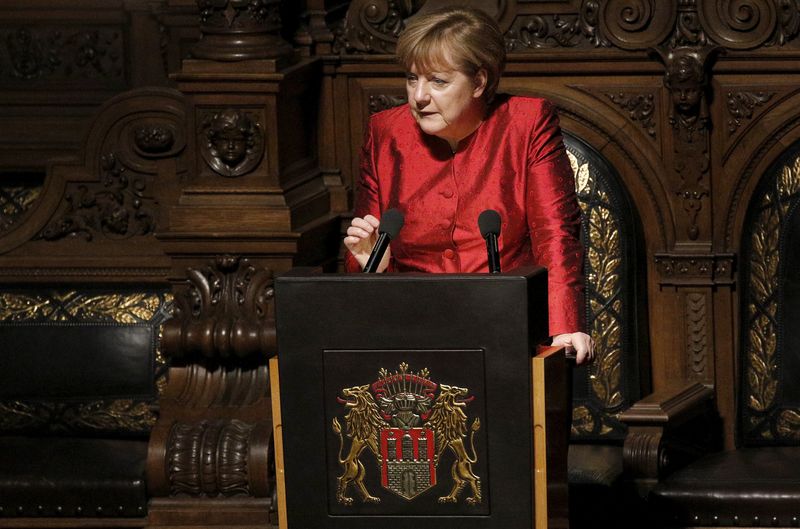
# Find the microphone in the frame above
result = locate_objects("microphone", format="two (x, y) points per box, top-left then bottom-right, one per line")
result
(478, 209), (501, 274)
(363, 208), (404, 273)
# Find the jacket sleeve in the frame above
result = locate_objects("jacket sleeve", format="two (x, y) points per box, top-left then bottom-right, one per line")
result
(525, 100), (585, 336)
(344, 116), (396, 273)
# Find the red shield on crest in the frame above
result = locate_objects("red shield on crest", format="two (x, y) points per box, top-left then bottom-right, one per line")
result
(379, 427), (436, 500)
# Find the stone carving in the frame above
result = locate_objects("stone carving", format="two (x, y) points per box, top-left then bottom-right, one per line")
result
(200, 109), (264, 177)
(39, 153), (156, 241)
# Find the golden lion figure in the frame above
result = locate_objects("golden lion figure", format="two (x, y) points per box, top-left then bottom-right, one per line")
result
(425, 384), (482, 505)
(332, 384), (387, 505)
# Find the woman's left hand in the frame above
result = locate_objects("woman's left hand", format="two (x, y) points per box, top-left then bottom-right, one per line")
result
(551, 332), (594, 365)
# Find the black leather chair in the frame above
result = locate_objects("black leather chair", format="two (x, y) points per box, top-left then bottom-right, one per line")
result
(563, 134), (653, 528)
(0, 288), (170, 525)
(633, 143), (800, 528)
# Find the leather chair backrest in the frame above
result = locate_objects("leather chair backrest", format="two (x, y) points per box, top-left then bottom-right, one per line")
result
(0, 288), (171, 438)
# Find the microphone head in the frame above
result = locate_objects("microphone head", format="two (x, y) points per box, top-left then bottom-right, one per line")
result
(478, 209), (501, 238)
(378, 208), (405, 239)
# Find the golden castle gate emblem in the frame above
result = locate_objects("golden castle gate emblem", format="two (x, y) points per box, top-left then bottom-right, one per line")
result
(332, 362), (482, 505)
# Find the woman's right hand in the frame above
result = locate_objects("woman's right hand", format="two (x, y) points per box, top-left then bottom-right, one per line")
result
(344, 214), (391, 272)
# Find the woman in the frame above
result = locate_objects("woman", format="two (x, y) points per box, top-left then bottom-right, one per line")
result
(344, 6), (594, 364)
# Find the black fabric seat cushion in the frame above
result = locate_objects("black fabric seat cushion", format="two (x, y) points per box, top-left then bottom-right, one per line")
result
(0, 436), (147, 518)
(650, 446), (800, 527)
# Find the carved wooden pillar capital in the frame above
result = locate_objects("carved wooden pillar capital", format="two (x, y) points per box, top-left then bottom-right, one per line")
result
(192, 0), (294, 63)
(162, 255), (277, 360)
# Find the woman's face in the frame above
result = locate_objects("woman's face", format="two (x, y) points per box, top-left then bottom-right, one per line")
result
(406, 61), (487, 144)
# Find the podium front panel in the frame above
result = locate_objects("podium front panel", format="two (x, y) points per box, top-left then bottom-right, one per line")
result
(275, 268), (548, 529)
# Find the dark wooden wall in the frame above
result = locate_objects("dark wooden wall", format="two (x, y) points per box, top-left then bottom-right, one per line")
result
(3, 0), (800, 455)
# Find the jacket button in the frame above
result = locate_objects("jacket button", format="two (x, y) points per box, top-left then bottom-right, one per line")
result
(443, 249), (455, 259)
(441, 189), (454, 198)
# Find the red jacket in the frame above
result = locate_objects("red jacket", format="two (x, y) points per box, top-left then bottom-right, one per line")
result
(346, 95), (584, 336)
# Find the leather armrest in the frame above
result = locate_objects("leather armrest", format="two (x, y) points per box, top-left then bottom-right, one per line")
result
(619, 382), (718, 495)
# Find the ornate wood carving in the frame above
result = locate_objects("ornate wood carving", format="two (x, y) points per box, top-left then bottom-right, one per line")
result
(163, 256), (276, 360)
(654, 253), (735, 285)
(0, 176), (42, 235)
(336, 0), (414, 53)
(726, 90), (775, 133)
(505, 7), (607, 51)
(38, 152), (157, 241)
(149, 257), (276, 505)
(0, 26), (125, 83)
(192, 0), (293, 62)
(663, 45), (716, 241)
(199, 109), (264, 177)
(166, 419), (268, 496)
(621, 383), (716, 488)
(605, 91), (657, 138)
(698, 0), (780, 50)
(623, 430), (665, 478)
(599, 0), (678, 49)
(685, 292), (708, 380)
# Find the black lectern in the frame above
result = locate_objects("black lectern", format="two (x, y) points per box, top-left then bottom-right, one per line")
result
(271, 267), (569, 529)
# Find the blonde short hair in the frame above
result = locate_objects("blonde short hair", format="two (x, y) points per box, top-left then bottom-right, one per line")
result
(396, 7), (506, 102)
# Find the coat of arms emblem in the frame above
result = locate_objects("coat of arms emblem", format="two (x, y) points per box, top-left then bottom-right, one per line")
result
(332, 362), (481, 505)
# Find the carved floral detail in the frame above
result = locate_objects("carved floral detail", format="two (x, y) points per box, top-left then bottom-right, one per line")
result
(605, 92), (657, 138)
(0, 180), (41, 234)
(2, 27), (124, 81)
(163, 256), (276, 359)
(654, 254), (735, 285)
(766, 0), (800, 45)
(726, 90), (775, 133)
(39, 153), (156, 241)
(336, 0), (413, 53)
